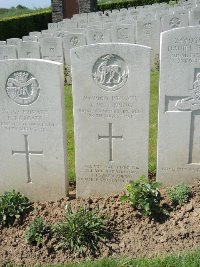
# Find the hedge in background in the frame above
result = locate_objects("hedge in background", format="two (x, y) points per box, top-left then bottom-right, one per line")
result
(0, 10), (52, 41)
(98, 0), (168, 11)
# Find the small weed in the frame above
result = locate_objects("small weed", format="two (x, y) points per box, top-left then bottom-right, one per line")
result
(0, 190), (32, 227)
(25, 217), (51, 246)
(166, 183), (192, 206)
(120, 175), (163, 217)
(53, 204), (110, 254)
(1, 261), (15, 267)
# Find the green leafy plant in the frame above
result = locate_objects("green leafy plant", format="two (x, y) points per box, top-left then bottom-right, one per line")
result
(166, 183), (192, 206)
(53, 204), (109, 254)
(120, 175), (162, 216)
(0, 190), (32, 227)
(25, 217), (51, 246)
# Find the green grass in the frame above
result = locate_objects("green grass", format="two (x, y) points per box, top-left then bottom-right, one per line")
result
(0, 7), (51, 19)
(39, 248), (200, 267)
(65, 71), (159, 182)
(65, 85), (75, 181)
(149, 71), (159, 173)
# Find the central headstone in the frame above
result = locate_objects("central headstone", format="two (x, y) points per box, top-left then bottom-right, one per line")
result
(0, 59), (68, 201)
(71, 43), (151, 197)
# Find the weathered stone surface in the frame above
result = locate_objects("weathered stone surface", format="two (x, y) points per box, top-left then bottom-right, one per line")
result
(63, 33), (86, 65)
(189, 7), (200, 25)
(0, 45), (17, 60)
(87, 28), (111, 44)
(111, 24), (136, 43)
(7, 38), (22, 46)
(157, 26), (200, 185)
(71, 43), (151, 197)
(40, 37), (64, 63)
(22, 36), (38, 42)
(29, 32), (42, 37)
(48, 22), (58, 32)
(0, 59), (68, 201)
(18, 41), (41, 59)
(161, 14), (188, 31)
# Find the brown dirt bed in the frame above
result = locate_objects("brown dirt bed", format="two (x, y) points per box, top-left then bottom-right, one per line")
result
(0, 182), (200, 266)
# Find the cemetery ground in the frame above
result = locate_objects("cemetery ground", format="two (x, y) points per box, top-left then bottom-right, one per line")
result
(0, 71), (200, 266)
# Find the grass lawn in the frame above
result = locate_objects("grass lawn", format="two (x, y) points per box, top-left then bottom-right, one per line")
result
(45, 248), (200, 267)
(65, 71), (159, 182)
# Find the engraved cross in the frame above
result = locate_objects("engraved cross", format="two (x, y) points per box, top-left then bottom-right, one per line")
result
(12, 134), (43, 183)
(165, 72), (200, 164)
(98, 123), (123, 162)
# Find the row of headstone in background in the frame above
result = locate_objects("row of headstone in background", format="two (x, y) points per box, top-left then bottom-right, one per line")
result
(51, 6), (200, 30)
(0, 26), (158, 73)
(0, 1), (199, 74)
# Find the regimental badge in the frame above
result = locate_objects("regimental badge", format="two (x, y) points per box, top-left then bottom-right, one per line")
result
(6, 71), (40, 105)
(92, 54), (129, 91)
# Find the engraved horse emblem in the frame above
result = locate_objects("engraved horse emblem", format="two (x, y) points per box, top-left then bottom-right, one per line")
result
(93, 54), (128, 91)
(175, 72), (200, 111)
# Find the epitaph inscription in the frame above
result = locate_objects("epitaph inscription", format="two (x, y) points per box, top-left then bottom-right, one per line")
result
(92, 54), (129, 91)
(6, 71), (40, 105)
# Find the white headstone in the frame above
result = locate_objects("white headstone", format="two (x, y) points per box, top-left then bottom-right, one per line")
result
(40, 37), (64, 63)
(71, 43), (151, 197)
(41, 30), (50, 34)
(87, 28), (111, 44)
(0, 45), (17, 60)
(22, 36), (38, 42)
(18, 41), (41, 59)
(111, 24), (136, 43)
(29, 31), (42, 37)
(63, 33), (86, 65)
(136, 19), (161, 68)
(0, 59), (68, 201)
(48, 22), (58, 32)
(57, 20), (71, 31)
(0, 41), (6, 45)
(161, 14), (188, 31)
(189, 7), (200, 25)
(157, 26), (200, 185)
(7, 38), (22, 46)
(63, 33), (86, 84)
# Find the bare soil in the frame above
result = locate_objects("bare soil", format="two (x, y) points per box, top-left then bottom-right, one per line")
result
(0, 181), (200, 266)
